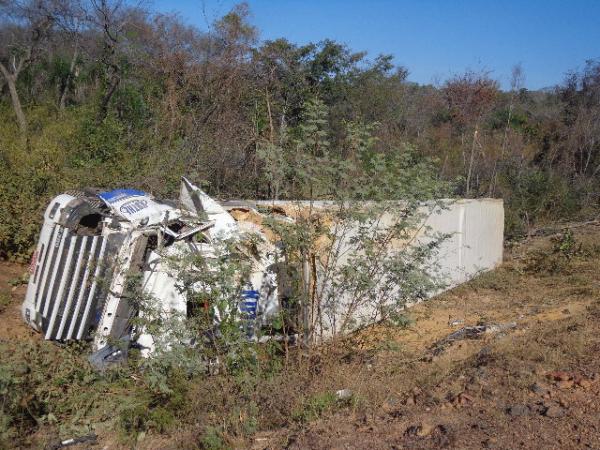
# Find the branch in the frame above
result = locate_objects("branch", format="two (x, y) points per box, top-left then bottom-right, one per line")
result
(0, 61), (10, 79)
(526, 218), (600, 239)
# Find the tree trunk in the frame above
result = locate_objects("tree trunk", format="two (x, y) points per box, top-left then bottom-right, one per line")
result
(301, 251), (313, 347)
(0, 66), (28, 134)
(59, 45), (79, 110)
(97, 75), (120, 123)
(489, 97), (514, 197)
(465, 126), (478, 197)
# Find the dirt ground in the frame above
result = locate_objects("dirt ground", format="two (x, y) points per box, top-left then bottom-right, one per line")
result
(1, 225), (600, 449)
(0, 262), (31, 341)
(259, 225), (600, 450)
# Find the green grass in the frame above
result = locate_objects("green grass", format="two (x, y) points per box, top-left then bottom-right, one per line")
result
(0, 293), (10, 314)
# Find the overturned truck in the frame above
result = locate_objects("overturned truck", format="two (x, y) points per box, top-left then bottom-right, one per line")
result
(22, 179), (285, 366)
(22, 178), (504, 365)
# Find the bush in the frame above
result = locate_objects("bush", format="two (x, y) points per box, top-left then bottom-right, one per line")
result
(524, 229), (584, 274)
(502, 167), (582, 239)
(0, 104), (183, 258)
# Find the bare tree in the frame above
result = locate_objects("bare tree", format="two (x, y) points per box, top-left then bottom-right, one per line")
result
(0, 0), (56, 133)
(560, 60), (600, 178)
(444, 71), (498, 196)
(489, 64), (525, 196)
(54, 0), (87, 109)
(89, 0), (131, 122)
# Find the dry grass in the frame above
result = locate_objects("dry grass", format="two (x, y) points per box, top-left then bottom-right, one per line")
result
(2, 226), (600, 449)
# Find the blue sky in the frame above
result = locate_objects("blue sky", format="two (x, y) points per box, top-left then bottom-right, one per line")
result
(152, 0), (600, 90)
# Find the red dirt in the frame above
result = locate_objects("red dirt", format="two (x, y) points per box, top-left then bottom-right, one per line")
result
(0, 261), (34, 341)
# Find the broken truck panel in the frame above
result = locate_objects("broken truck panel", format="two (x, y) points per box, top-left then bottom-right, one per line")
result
(180, 177), (239, 240)
(97, 188), (174, 225)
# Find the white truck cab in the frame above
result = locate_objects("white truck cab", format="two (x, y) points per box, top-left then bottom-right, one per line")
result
(22, 179), (282, 368)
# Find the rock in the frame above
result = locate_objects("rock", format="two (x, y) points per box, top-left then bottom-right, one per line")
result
(382, 397), (402, 415)
(544, 405), (566, 418)
(531, 382), (549, 395)
(483, 437), (498, 448)
(578, 379), (592, 389)
(507, 404), (531, 417)
(404, 425), (419, 436)
(405, 423), (434, 437)
(457, 392), (474, 405)
(529, 402), (546, 415)
(546, 371), (571, 382)
(335, 389), (353, 400)
(417, 423), (434, 437)
(404, 395), (416, 406)
(556, 380), (574, 389)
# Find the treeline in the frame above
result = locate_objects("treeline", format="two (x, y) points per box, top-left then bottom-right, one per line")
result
(1, 0), (599, 258)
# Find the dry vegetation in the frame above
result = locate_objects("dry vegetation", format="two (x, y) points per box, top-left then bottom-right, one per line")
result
(2, 224), (600, 449)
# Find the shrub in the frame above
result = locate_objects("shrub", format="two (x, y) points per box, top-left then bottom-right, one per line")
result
(502, 167), (581, 239)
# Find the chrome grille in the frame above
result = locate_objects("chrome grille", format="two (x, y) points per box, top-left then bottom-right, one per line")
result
(30, 224), (111, 341)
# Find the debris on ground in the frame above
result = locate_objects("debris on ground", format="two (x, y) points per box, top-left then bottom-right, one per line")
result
(545, 371), (595, 389)
(428, 322), (518, 356)
(543, 405), (567, 418)
(47, 433), (98, 450)
(507, 404), (531, 417)
(530, 382), (550, 396)
(335, 389), (353, 400)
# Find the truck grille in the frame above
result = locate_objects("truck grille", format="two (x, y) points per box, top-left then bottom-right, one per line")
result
(32, 224), (111, 340)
